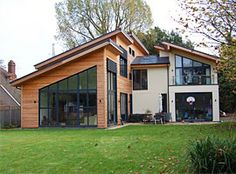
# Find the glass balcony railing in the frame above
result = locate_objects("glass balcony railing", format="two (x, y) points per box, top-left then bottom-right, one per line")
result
(172, 75), (217, 85)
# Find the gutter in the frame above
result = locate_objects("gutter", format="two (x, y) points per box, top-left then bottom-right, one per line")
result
(0, 84), (21, 106)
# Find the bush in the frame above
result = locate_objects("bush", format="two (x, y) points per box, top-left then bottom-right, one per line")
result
(186, 136), (236, 173)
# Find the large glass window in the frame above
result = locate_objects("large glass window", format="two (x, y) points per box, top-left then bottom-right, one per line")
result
(176, 93), (212, 121)
(133, 69), (148, 90)
(175, 55), (211, 85)
(39, 66), (97, 127)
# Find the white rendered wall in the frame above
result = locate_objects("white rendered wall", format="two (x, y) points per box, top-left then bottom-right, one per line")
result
(132, 67), (168, 115)
(169, 85), (219, 122)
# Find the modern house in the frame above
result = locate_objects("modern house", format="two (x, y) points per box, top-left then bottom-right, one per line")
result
(11, 29), (219, 128)
(133, 42), (219, 122)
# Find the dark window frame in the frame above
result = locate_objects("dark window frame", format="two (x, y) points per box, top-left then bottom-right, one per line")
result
(120, 56), (127, 78)
(120, 92), (128, 121)
(132, 50), (135, 57)
(38, 66), (97, 127)
(133, 69), (148, 90)
(129, 47), (132, 55)
(175, 55), (211, 85)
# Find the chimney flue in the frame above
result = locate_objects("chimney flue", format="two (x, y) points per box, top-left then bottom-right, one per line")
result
(8, 60), (16, 80)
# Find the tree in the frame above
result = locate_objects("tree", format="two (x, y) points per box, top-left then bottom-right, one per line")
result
(218, 41), (236, 113)
(219, 42), (236, 81)
(137, 26), (194, 54)
(177, 0), (236, 112)
(177, 0), (236, 47)
(55, 0), (153, 48)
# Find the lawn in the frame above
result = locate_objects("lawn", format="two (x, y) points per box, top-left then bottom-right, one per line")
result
(0, 123), (235, 174)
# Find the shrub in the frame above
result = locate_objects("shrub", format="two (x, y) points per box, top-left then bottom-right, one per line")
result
(186, 136), (236, 173)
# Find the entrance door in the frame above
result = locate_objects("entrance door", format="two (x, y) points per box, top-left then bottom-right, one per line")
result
(120, 93), (128, 121)
(161, 94), (167, 112)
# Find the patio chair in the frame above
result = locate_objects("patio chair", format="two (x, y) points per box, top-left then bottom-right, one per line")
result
(154, 113), (163, 124)
(143, 114), (153, 124)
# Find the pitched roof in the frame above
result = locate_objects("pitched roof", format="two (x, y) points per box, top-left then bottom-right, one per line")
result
(35, 29), (133, 70)
(128, 32), (149, 55)
(11, 38), (123, 86)
(0, 66), (7, 77)
(131, 55), (169, 65)
(154, 42), (219, 62)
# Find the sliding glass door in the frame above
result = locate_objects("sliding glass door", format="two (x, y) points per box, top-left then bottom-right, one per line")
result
(175, 92), (212, 122)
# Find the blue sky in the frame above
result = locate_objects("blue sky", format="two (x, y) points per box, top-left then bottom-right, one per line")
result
(0, 0), (203, 77)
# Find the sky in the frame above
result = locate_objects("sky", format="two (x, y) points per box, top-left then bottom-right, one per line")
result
(0, 0), (205, 78)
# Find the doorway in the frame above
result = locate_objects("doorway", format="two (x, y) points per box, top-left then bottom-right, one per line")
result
(107, 71), (117, 125)
(120, 93), (128, 121)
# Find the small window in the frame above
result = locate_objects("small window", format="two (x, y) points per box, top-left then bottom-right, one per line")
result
(133, 69), (148, 90)
(132, 50), (135, 57)
(129, 47), (132, 54)
(120, 57), (127, 77)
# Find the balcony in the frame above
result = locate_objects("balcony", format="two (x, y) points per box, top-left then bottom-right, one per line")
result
(171, 75), (218, 86)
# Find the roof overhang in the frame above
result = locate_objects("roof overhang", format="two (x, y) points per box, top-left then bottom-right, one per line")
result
(35, 29), (131, 70)
(11, 39), (123, 87)
(154, 42), (219, 63)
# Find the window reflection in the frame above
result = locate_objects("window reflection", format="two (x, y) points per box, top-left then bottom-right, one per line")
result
(175, 56), (211, 85)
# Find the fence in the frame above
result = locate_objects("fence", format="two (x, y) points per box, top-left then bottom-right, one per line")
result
(0, 106), (20, 129)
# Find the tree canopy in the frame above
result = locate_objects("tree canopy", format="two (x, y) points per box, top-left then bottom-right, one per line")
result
(137, 27), (194, 54)
(55, 0), (153, 49)
(177, 0), (236, 47)
(177, 0), (236, 112)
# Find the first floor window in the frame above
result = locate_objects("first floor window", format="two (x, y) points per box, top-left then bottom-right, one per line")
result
(133, 69), (148, 90)
(120, 57), (127, 77)
(175, 55), (211, 85)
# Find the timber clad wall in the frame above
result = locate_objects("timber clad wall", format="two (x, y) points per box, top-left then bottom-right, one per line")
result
(18, 31), (147, 128)
(114, 35), (146, 125)
(21, 49), (109, 128)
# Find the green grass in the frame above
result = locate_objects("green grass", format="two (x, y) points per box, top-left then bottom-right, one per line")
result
(0, 123), (235, 174)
